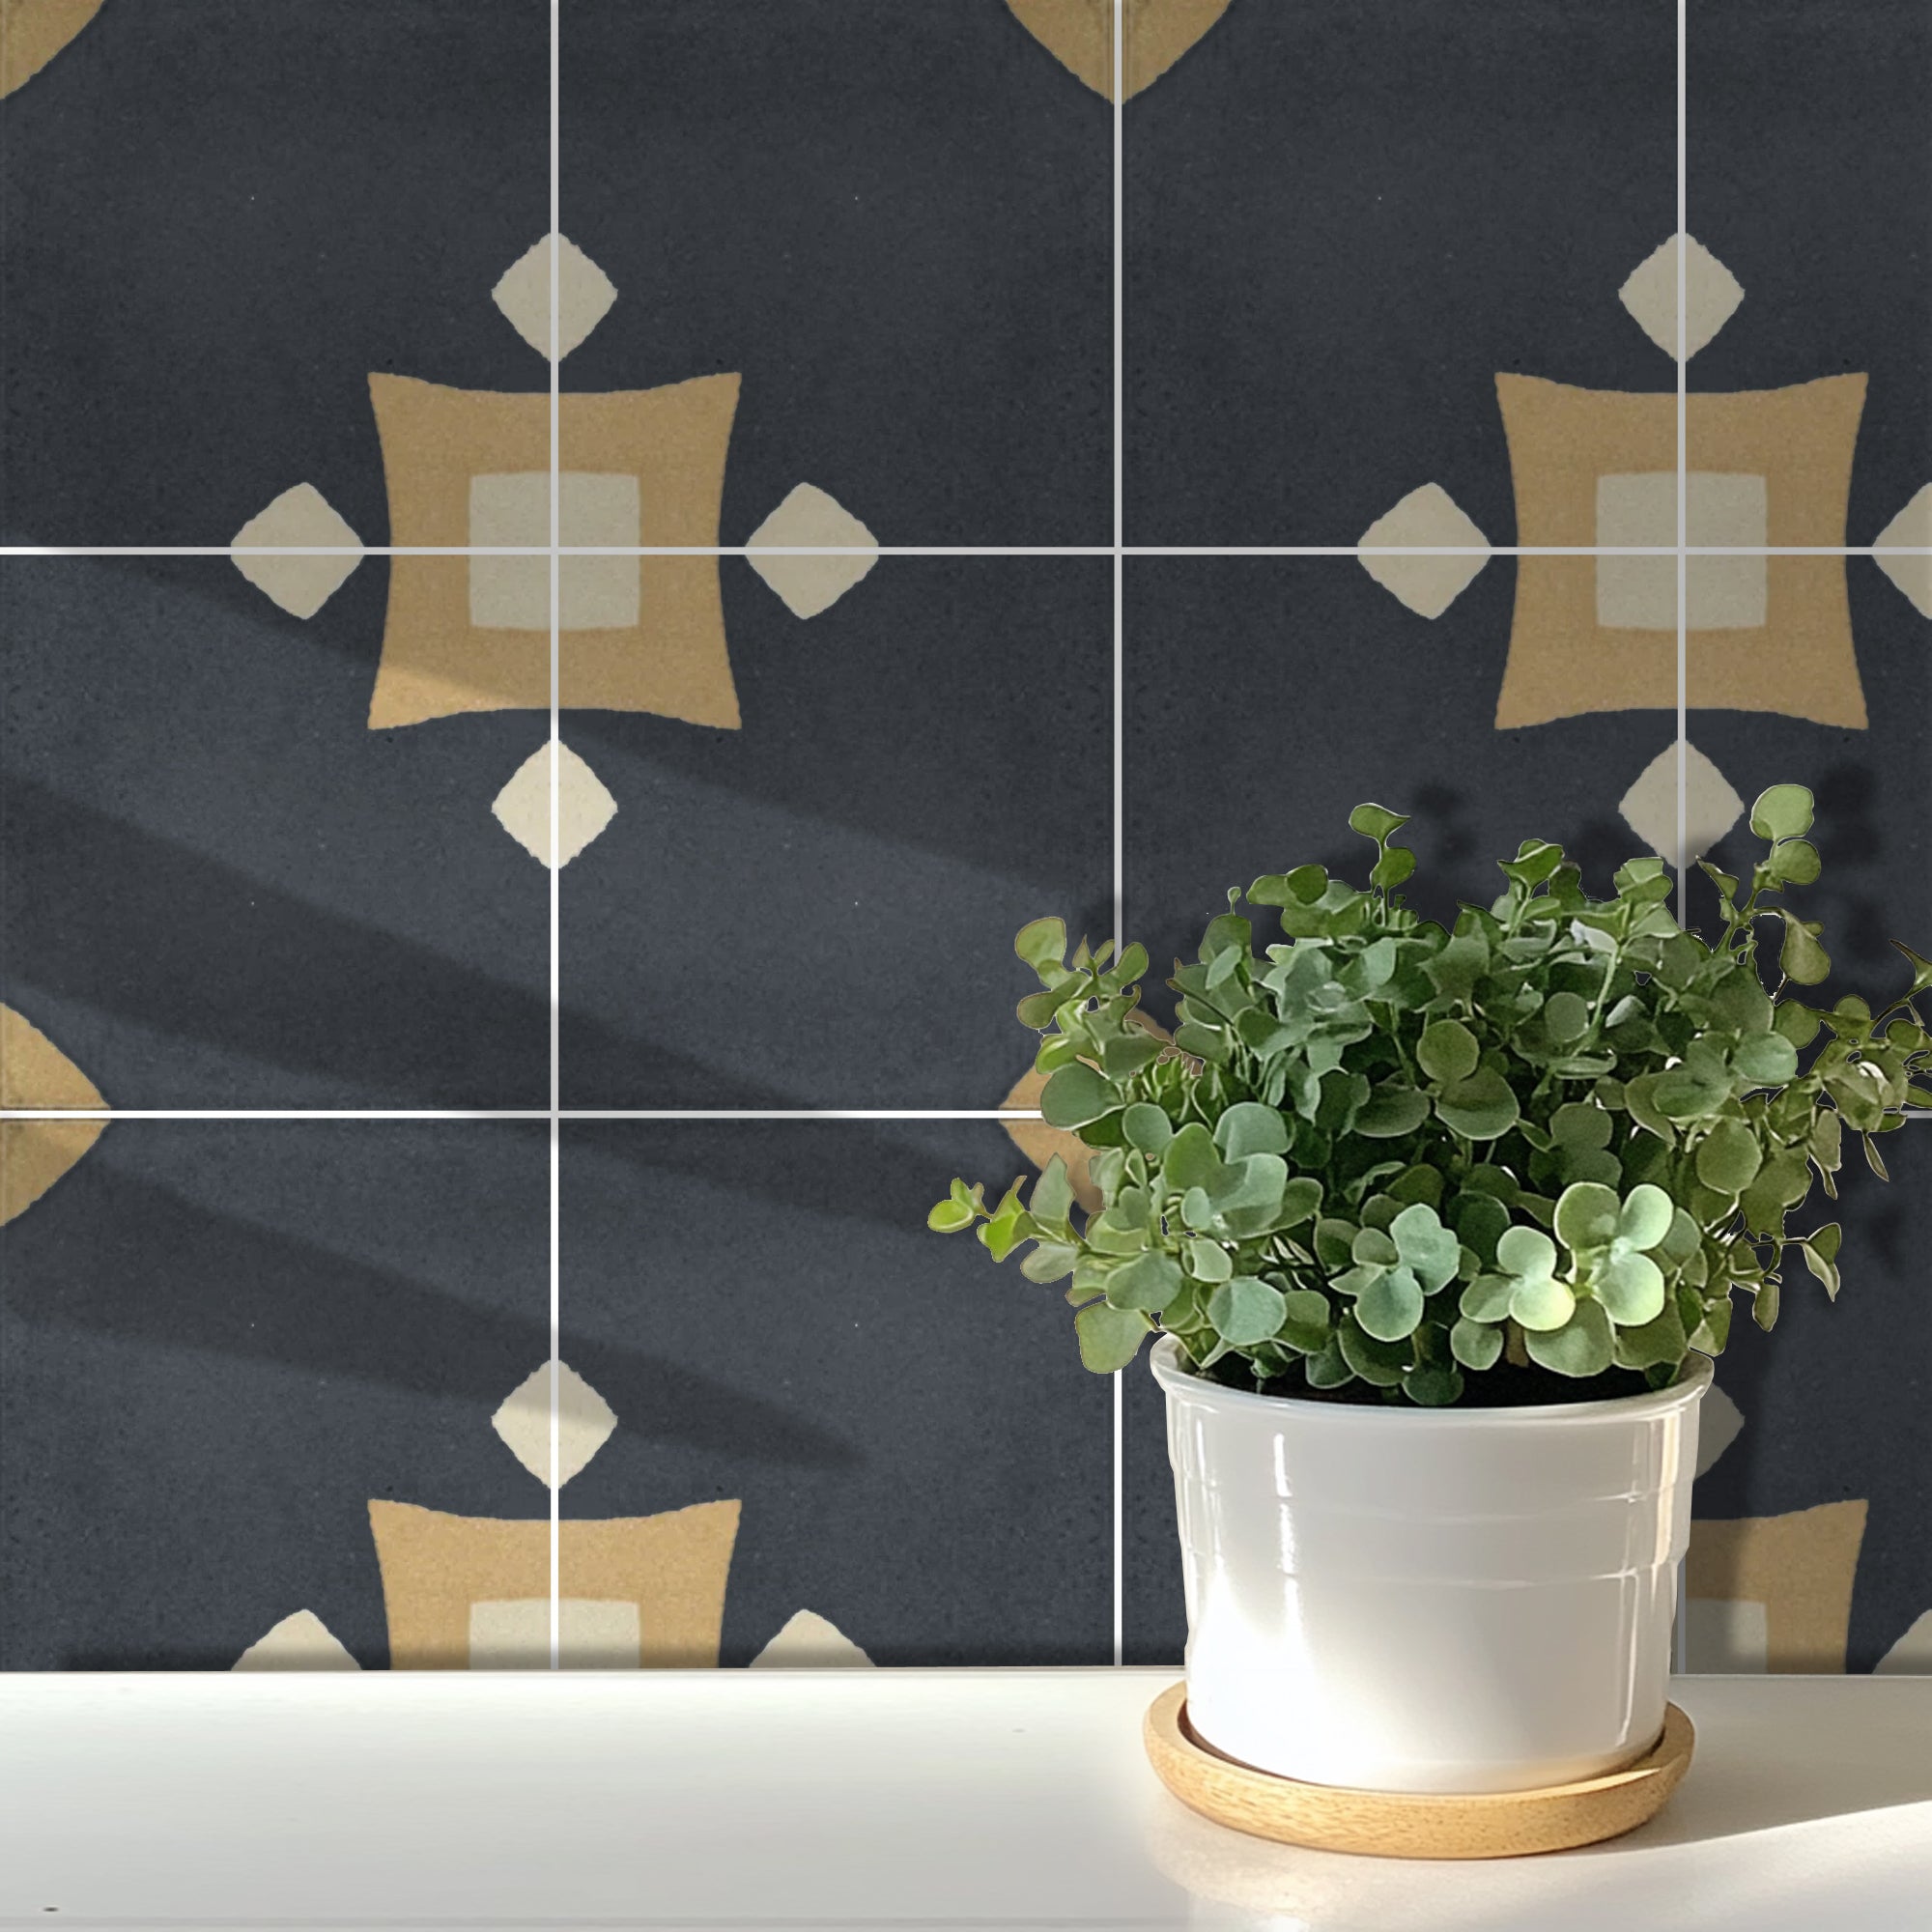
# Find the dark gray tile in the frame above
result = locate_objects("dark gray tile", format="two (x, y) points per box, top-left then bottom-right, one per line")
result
(0, 556), (550, 1107)
(0, 1121), (550, 1670)
(1688, 0), (1932, 548)
(1125, 0), (1675, 546)
(559, 1118), (1113, 1667)
(0, 0), (550, 547)
(559, 0), (1111, 547)
(557, 557), (1113, 1108)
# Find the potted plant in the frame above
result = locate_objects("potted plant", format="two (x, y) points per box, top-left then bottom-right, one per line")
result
(930, 787), (1932, 1798)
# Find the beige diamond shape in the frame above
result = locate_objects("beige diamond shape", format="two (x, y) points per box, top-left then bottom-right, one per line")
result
(1618, 234), (1746, 361)
(492, 233), (618, 361)
(750, 1609), (874, 1667)
(1356, 483), (1492, 618)
(491, 1360), (619, 1488)
(233, 1609), (360, 1671)
(229, 483), (364, 618)
(1619, 741), (1744, 869)
(745, 483), (880, 618)
(1872, 483), (1932, 618)
(491, 741), (618, 869)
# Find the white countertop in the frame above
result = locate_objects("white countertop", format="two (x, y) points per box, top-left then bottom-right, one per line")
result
(1, 1668), (1927, 1929)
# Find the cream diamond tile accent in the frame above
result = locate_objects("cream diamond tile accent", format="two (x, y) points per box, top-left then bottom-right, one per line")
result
(1619, 741), (1744, 869)
(1872, 483), (1932, 618)
(1875, 1608), (1932, 1674)
(492, 233), (618, 361)
(229, 483), (364, 618)
(750, 1609), (874, 1667)
(491, 742), (618, 870)
(1355, 483), (1491, 618)
(1694, 1380), (1746, 1479)
(491, 1359), (619, 1486)
(745, 483), (880, 618)
(233, 1609), (360, 1671)
(1618, 234), (1746, 361)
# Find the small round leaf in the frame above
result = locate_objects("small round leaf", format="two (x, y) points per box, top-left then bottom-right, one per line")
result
(1449, 1316), (1504, 1371)
(1355, 1264), (1426, 1342)
(1510, 1272), (1577, 1332)
(1418, 1019), (1481, 1085)
(1553, 1180), (1622, 1252)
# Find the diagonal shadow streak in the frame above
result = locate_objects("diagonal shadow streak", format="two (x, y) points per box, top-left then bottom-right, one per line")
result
(0, 1160), (863, 1473)
(0, 773), (1046, 1223)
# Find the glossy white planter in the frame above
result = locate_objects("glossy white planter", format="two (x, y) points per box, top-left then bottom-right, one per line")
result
(1151, 1333), (1711, 1795)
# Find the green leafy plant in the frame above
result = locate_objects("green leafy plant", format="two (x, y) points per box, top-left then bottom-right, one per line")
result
(929, 787), (1932, 1406)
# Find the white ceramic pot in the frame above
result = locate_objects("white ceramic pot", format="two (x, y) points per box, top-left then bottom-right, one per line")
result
(1150, 1333), (1711, 1795)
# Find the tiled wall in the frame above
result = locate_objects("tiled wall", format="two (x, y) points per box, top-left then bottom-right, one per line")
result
(0, 0), (1926, 1675)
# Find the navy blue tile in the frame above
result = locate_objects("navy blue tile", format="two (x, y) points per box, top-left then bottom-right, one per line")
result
(559, 1118), (1113, 1667)
(0, 1121), (550, 1670)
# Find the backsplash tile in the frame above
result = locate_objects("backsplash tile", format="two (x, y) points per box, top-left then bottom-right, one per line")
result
(3, 0), (1926, 1683)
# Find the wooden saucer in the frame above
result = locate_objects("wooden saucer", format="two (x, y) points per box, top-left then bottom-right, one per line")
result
(1143, 1683), (1694, 1860)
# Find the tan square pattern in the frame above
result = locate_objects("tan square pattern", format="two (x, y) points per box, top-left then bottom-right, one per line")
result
(1493, 373), (1867, 727)
(468, 1596), (642, 1669)
(366, 372), (742, 729)
(1683, 1499), (1868, 1672)
(367, 1497), (741, 1669)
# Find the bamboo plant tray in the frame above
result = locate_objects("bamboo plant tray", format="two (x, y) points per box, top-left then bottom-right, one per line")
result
(1143, 1682), (1695, 1860)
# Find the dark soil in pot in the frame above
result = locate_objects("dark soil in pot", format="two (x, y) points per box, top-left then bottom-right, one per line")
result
(1192, 1351), (1668, 1409)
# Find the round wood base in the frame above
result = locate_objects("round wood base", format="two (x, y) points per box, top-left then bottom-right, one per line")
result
(1143, 1683), (1694, 1861)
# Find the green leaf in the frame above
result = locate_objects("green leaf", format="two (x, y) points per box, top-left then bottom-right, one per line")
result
(1610, 1294), (1688, 1372)
(1014, 916), (1067, 976)
(1417, 1018), (1481, 1085)
(1184, 1238), (1233, 1283)
(1423, 933), (1490, 1002)
(1355, 1264), (1426, 1342)
(1778, 912), (1832, 986)
(1542, 990), (1590, 1043)
(1435, 1067), (1520, 1141)
(1773, 1002), (1822, 1049)
(1733, 1034), (1800, 1086)
(1029, 1154), (1074, 1228)
(927, 1198), (976, 1233)
(1304, 1335), (1355, 1389)
(1354, 1082), (1432, 1138)
(1459, 1273), (1516, 1322)
(1314, 1217), (1357, 1268)
(1767, 838), (1821, 885)
(1499, 839), (1566, 890)
(1213, 1101), (1290, 1161)
(1402, 1357), (1465, 1406)
(1074, 1301), (1150, 1374)
(1889, 939), (1932, 998)
(1161, 1122), (1220, 1194)
(1695, 1120), (1764, 1195)
(1511, 1271), (1577, 1331)
(1390, 1202), (1460, 1293)
(1449, 1316), (1504, 1371)
(1524, 1297), (1614, 1377)
(1208, 1275), (1289, 1347)
(1617, 1183), (1675, 1250)
(1372, 844), (1417, 891)
(1554, 1181), (1622, 1252)
(1106, 1249), (1183, 1313)
(1592, 1248), (1666, 1325)
(1039, 1062), (1120, 1129)
(1349, 802), (1410, 843)
(1121, 1103), (1172, 1157)
(1749, 784), (1814, 842)
(1020, 1240), (1077, 1283)
(1551, 1102), (1612, 1150)
(1751, 1276), (1781, 1332)
(1623, 1072), (1676, 1144)
(1337, 1314), (1406, 1386)
(1496, 1224), (1558, 1282)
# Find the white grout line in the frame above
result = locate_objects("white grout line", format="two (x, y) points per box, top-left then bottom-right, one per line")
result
(0, 1108), (1053, 1122)
(1111, 0), (1127, 1677)
(548, 0), (563, 1675)
(1674, 0), (1690, 1680)
(5, 544), (1922, 558)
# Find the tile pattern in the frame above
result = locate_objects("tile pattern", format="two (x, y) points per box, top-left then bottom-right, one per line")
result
(2, 1), (1928, 1680)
